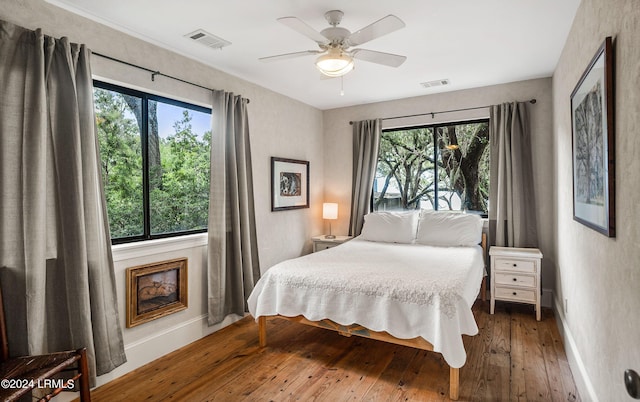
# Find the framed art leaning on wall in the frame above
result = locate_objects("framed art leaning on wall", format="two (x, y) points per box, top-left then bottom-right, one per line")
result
(570, 36), (615, 237)
(271, 157), (309, 211)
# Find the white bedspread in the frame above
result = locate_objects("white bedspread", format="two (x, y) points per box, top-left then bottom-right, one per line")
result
(247, 238), (484, 368)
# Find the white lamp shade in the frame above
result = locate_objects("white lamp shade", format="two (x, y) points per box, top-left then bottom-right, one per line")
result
(315, 49), (354, 77)
(322, 203), (338, 220)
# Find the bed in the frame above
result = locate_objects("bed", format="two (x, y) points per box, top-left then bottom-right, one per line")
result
(248, 210), (486, 400)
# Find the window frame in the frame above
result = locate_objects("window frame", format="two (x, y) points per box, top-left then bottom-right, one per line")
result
(374, 118), (490, 217)
(93, 80), (212, 244)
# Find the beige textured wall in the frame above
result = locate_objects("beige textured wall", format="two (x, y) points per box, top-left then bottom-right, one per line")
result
(323, 78), (556, 291)
(552, 0), (640, 400)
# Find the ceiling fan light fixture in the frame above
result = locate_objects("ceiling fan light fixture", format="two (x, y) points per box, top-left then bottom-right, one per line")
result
(315, 49), (354, 77)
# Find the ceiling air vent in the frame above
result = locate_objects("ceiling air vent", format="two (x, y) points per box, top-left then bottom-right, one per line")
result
(420, 79), (450, 88)
(185, 29), (231, 50)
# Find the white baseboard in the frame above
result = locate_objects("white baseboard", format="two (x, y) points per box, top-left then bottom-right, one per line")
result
(553, 296), (599, 402)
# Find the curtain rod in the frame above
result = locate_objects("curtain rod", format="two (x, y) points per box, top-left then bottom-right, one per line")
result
(92, 52), (250, 103)
(349, 98), (536, 125)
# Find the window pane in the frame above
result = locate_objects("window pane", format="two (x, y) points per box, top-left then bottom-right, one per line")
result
(149, 100), (211, 235)
(373, 121), (489, 215)
(374, 128), (435, 211)
(436, 122), (490, 214)
(94, 88), (144, 238)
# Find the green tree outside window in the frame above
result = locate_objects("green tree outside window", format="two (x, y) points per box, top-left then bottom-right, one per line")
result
(94, 83), (211, 242)
(374, 121), (489, 215)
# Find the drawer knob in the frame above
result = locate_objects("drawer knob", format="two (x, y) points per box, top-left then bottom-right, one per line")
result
(513, 263), (517, 267)
(512, 292), (517, 296)
(513, 278), (517, 282)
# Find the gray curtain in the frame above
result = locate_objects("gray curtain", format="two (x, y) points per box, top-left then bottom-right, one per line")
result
(349, 119), (382, 236)
(0, 20), (126, 382)
(489, 102), (538, 247)
(207, 90), (260, 325)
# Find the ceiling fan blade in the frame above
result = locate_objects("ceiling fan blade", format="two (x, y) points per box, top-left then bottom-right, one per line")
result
(277, 16), (329, 44)
(347, 15), (405, 47)
(351, 49), (407, 67)
(259, 50), (322, 63)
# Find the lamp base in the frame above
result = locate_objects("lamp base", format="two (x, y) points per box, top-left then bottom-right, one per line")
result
(324, 234), (336, 239)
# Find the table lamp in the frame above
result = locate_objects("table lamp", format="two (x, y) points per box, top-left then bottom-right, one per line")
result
(322, 203), (338, 239)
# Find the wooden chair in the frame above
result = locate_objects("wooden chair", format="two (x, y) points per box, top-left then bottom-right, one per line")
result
(0, 285), (91, 401)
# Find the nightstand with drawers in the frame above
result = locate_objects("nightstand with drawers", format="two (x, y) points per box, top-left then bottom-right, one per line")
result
(312, 235), (352, 252)
(489, 246), (543, 321)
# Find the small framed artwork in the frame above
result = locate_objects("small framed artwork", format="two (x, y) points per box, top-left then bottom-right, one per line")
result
(126, 258), (188, 328)
(271, 157), (310, 211)
(570, 36), (615, 237)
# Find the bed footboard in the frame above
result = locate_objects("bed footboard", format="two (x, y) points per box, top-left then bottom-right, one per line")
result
(257, 315), (461, 400)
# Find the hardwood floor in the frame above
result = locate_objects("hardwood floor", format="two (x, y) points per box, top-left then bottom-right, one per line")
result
(87, 301), (581, 401)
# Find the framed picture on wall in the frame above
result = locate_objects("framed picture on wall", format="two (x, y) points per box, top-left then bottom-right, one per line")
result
(126, 258), (188, 327)
(271, 157), (309, 211)
(570, 36), (615, 237)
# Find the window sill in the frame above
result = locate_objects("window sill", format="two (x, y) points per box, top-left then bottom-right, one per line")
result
(112, 232), (208, 262)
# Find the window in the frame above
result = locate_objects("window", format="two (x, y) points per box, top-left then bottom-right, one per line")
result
(93, 81), (212, 243)
(373, 120), (490, 215)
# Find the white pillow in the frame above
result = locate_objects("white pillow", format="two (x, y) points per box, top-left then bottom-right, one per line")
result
(359, 211), (419, 243)
(415, 210), (483, 246)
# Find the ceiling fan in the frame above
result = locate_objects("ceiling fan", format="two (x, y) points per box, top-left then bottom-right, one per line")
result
(260, 10), (407, 78)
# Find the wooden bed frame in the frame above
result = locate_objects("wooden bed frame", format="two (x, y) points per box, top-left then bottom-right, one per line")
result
(257, 233), (487, 401)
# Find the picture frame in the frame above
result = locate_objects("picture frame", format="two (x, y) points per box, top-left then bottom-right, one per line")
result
(570, 36), (615, 237)
(271, 157), (310, 211)
(126, 258), (188, 328)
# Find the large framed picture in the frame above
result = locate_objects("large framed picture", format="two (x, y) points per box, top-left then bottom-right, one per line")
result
(126, 258), (188, 327)
(571, 36), (615, 237)
(271, 157), (309, 211)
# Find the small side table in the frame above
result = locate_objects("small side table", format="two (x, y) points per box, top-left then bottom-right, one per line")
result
(312, 235), (352, 252)
(490, 246), (543, 321)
